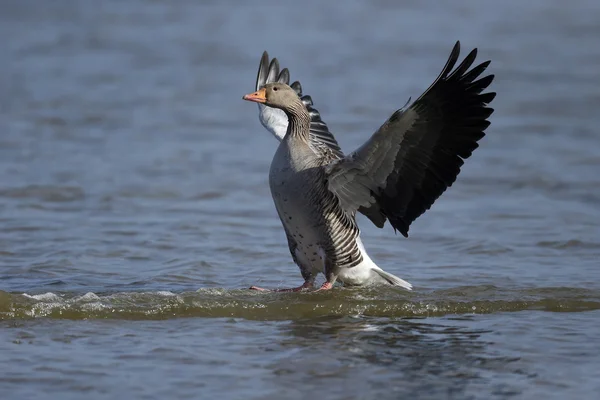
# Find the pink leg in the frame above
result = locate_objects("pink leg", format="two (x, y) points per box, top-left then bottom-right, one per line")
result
(314, 281), (334, 292)
(249, 281), (314, 292)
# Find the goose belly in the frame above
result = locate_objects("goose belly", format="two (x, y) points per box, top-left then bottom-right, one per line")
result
(268, 140), (334, 275)
(272, 185), (328, 274)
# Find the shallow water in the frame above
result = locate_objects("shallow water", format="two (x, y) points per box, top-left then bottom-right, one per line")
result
(1, 0), (600, 398)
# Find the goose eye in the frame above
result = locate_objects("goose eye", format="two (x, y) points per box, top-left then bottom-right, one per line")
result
(273, 87), (278, 91)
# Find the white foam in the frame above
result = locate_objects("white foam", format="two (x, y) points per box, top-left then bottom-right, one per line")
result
(78, 292), (101, 301)
(23, 292), (62, 301)
(155, 291), (176, 297)
(81, 302), (106, 311)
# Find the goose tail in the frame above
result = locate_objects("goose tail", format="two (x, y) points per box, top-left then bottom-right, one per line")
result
(373, 268), (413, 291)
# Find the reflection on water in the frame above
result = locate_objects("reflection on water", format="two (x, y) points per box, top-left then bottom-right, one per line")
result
(272, 317), (517, 398)
(2, 312), (599, 399)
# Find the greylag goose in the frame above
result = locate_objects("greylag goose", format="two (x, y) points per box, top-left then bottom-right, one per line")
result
(243, 41), (495, 291)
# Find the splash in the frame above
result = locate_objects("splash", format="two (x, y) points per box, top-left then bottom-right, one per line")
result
(1, 286), (599, 321)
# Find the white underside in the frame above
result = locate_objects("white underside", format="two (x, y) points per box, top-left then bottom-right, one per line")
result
(294, 236), (412, 290)
(338, 237), (412, 290)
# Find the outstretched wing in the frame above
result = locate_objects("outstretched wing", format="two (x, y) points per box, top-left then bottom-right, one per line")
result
(326, 41), (496, 237)
(254, 52), (344, 158)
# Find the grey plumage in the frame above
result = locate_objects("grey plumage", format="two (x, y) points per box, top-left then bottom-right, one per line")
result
(244, 41), (496, 291)
(266, 94), (363, 288)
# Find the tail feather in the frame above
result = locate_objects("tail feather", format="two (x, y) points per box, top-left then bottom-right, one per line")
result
(373, 268), (413, 291)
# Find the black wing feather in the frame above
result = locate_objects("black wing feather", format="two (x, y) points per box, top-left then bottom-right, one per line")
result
(326, 41), (496, 237)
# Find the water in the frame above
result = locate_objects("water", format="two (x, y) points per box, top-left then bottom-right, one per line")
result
(1, 0), (600, 398)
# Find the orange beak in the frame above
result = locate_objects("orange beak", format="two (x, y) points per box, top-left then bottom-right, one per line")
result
(242, 87), (267, 104)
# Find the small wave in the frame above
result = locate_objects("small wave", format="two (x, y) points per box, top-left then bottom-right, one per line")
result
(22, 292), (63, 301)
(2, 286), (599, 321)
(536, 239), (599, 250)
(0, 185), (85, 202)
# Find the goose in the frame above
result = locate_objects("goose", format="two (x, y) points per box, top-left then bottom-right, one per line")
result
(242, 41), (495, 291)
